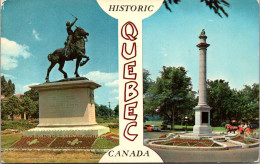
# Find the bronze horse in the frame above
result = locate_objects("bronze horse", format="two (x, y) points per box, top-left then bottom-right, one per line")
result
(225, 124), (238, 134)
(45, 26), (90, 82)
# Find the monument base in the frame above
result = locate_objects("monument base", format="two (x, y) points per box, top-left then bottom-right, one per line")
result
(193, 105), (212, 136)
(26, 79), (109, 137)
(192, 125), (213, 136)
(23, 125), (109, 136)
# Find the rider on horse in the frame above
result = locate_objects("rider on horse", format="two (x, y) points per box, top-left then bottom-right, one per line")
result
(65, 17), (78, 59)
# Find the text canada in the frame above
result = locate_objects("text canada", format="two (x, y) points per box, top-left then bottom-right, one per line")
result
(108, 150), (149, 157)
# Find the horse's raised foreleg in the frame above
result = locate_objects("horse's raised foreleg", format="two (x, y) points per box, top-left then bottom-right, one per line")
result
(45, 62), (56, 82)
(74, 57), (82, 77)
(77, 51), (90, 67)
(58, 61), (68, 79)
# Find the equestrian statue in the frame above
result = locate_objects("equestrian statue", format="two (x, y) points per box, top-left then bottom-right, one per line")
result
(45, 17), (90, 82)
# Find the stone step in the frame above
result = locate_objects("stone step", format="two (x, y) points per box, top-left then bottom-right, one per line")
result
(224, 141), (242, 148)
(212, 136), (226, 142)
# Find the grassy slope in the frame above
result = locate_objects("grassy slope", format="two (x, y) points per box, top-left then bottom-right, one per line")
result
(91, 138), (118, 149)
(1, 151), (103, 163)
(1, 133), (23, 148)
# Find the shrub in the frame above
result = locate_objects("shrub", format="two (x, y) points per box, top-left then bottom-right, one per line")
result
(108, 123), (119, 128)
(96, 117), (119, 124)
(34, 119), (39, 123)
(1, 120), (36, 131)
(221, 122), (226, 127)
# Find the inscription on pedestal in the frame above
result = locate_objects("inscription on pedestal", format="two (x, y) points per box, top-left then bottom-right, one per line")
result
(202, 112), (208, 123)
(38, 86), (96, 125)
(42, 89), (83, 118)
(45, 93), (81, 117)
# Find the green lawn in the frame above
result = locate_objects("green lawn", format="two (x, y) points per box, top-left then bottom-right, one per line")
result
(91, 138), (118, 149)
(212, 127), (226, 132)
(145, 121), (228, 132)
(99, 123), (119, 134)
(1, 133), (23, 148)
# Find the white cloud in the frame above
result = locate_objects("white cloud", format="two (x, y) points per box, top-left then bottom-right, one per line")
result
(110, 89), (118, 94)
(22, 83), (40, 93)
(83, 71), (118, 87)
(161, 47), (168, 57)
(208, 19), (214, 22)
(1, 38), (32, 70)
(32, 29), (41, 40)
(105, 80), (118, 87)
(1, 56), (18, 70)
(1, 73), (15, 79)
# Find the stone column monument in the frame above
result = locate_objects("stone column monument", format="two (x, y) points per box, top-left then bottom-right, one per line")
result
(193, 29), (213, 136)
(24, 78), (109, 136)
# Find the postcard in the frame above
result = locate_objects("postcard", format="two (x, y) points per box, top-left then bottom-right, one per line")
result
(1, 0), (259, 163)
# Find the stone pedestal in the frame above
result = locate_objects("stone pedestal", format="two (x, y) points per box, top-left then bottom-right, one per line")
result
(193, 30), (212, 136)
(24, 78), (109, 136)
(193, 105), (212, 136)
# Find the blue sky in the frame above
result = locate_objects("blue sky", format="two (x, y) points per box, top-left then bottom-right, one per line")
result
(143, 0), (259, 92)
(1, 0), (118, 109)
(1, 0), (259, 109)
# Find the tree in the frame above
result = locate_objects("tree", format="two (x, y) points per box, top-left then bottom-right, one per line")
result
(238, 83), (259, 122)
(21, 97), (37, 120)
(1, 76), (15, 97)
(144, 66), (194, 129)
(1, 76), (7, 96)
(206, 80), (259, 126)
(24, 89), (39, 101)
(3, 96), (21, 120)
(164, 0), (230, 18)
(96, 104), (113, 118)
(114, 104), (119, 117)
(24, 89), (39, 118)
(32, 101), (39, 119)
(1, 101), (8, 120)
(206, 79), (235, 126)
(143, 69), (154, 95)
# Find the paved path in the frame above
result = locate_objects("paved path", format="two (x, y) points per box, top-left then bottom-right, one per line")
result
(144, 131), (259, 162)
(153, 147), (259, 162)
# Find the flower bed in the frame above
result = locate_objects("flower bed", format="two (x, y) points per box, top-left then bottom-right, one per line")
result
(100, 132), (119, 143)
(159, 134), (168, 138)
(49, 136), (98, 148)
(231, 136), (259, 144)
(12, 136), (56, 148)
(154, 138), (221, 147)
(10, 133), (119, 149)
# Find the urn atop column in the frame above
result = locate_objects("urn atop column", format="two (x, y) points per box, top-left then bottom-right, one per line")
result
(197, 29), (210, 48)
